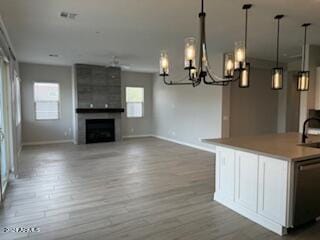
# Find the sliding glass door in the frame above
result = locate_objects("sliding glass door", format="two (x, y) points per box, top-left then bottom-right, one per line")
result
(0, 57), (10, 200)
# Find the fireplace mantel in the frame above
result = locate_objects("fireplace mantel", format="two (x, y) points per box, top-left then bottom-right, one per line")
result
(76, 108), (125, 114)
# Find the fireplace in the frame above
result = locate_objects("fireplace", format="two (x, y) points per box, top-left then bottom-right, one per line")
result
(86, 119), (115, 144)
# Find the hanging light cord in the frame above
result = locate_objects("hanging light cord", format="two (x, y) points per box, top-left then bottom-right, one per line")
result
(276, 18), (280, 68)
(245, 8), (248, 62)
(274, 15), (284, 68)
(201, 0), (204, 14)
(302, 24), (308, 72)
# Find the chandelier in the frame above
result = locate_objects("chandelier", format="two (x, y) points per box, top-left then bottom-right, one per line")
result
(159, 0), (252, 87)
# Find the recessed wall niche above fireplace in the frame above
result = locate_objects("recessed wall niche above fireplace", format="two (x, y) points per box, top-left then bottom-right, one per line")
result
(74, 64), (124, 144)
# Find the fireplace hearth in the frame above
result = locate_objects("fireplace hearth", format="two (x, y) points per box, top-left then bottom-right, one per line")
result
(86, 119), (115, 144)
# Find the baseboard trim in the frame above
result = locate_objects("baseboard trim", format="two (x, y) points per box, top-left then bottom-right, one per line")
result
(123, 135), (153, 139)
(152, 135), (216, 153)
(214, 193), (286, 236)
(22, 139), (73, 146)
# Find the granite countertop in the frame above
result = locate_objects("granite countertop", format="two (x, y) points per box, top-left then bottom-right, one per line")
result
(202, 132), (320, 162)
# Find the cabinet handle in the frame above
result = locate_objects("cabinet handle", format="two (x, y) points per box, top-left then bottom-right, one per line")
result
(299, 163), (320, 171)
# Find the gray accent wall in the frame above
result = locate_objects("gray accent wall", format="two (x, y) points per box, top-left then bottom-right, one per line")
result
(121, 71), (153, 137)
(74, 64), (123, 144)
(20, 63), (73, 144)
(229, 59), (279, 137)
(75, 64), (121, 109)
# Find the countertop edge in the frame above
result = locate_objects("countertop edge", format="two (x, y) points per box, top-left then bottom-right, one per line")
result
(201, 139), (320, 162)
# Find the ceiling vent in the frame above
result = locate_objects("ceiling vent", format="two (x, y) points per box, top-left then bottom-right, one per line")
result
(60, 11), (78, 20)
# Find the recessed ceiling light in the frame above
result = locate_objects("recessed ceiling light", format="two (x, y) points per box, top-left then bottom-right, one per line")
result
(49, 54), (59, 57)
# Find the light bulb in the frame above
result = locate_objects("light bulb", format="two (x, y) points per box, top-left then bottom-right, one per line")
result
(272, 68), (283, 90)
(226, 59), (234, 71)
(160, 51), (169, 76)
(184, 37), (196, 69)
(297, 71), (310, 91)
(186, 46), (195, 60)
(234, 41), (246, 69)
(239, 63), (250, 88)
(224, 53), (235, 78)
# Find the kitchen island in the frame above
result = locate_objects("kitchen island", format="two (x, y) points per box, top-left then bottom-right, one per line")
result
(203, 133), (320, 236)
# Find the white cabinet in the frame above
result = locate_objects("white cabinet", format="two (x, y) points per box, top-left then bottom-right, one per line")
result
(214, 147), (290, 235)
(235, 151), (259, 212)
(216, 147), (235, 201)
(258, 156), (288, 225)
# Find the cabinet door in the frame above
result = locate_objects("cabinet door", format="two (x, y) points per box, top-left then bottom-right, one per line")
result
(216, 147), (235, 201)
(235, 151), (259, 212)
(258, 156), (288, 225)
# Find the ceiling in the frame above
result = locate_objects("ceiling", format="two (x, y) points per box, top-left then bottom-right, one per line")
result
(0, 0), (320, 72)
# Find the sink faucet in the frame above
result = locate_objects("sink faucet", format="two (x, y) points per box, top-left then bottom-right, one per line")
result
(302, 117), (320, 143)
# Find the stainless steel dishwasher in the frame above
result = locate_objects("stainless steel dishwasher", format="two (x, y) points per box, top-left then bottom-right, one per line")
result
(293, 158), (320, 226)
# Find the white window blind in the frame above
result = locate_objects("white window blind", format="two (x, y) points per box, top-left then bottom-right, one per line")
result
(126, 87), (144, 118)
(34, 82), (60, 120)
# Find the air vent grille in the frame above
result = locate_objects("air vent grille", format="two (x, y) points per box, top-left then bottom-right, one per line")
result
(60, 11), (78, 20)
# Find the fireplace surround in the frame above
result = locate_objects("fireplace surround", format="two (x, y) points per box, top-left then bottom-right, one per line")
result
(74, 64), (124, 144)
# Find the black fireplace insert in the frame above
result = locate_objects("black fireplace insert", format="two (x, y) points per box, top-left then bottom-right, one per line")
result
(86, 119), (115, 144)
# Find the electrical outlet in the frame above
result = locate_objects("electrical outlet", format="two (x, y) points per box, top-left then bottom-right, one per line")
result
(172, 131), (176, 136)
(64, 131), (68, 137)
(131, 128), (134, 133)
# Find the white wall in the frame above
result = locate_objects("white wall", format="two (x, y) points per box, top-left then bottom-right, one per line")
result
(20, 63), (73, 144)
(121, 71), (154, 137)
(152, 54), (224, 151)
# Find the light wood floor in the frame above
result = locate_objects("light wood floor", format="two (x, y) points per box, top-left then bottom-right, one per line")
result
(0, 137), (320, 240)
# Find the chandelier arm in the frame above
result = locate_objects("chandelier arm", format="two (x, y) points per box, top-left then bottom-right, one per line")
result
(205, 68), (231, 86)
(162, 74), (193, 86)
(192, 78), (202, 87)
(205, 66), (241, 85)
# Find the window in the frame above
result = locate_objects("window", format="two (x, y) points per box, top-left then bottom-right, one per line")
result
(15, 76), (21, 125)
(34, 82), (60, 120)
(126, 87), (144, 118)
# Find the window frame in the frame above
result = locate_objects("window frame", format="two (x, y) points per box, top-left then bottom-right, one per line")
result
(125, 87), (144, 119)
(33, 82), (61, 121)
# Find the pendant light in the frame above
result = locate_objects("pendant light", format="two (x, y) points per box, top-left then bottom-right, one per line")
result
(271, 15), (284, 90)
(238, 4), (251, 88)
(297, 23), (311, 91)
